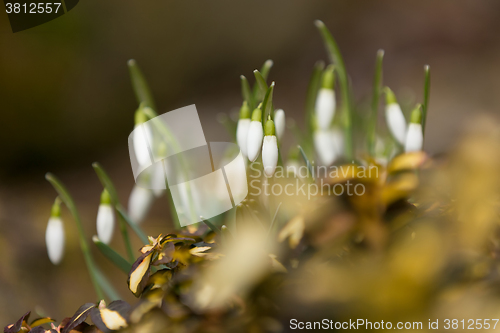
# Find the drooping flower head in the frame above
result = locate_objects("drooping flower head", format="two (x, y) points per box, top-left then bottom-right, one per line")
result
(315, 65), (336, 130)
(236, 101), (251, 158)
(45, 197), (65, 265)
(384, 87), (407, 145)
(96, 189), (115, 245)
(262, 115), (279, 177)
(405, 105), (424, 152)
(247, 106), (264, 162)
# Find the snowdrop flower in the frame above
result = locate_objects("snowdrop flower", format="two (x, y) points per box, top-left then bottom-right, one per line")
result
(128, 185), (154, 225)
(96, 189), (115, 245)
(151, 142), (167, 197)
(274, 109), (285, 142)
(45, 198), (64, 265)
(262, 116), (279, 177)
(247, 107), (264, 162)
(133, 107), (153, 167)
(315, 65), (336, 130)
(314, 129), (336, 166)
(384, 87), (407, 145)
(331, 127), (344, 157)
(405, 105), (424, 152)
(236, 101), (251, 158)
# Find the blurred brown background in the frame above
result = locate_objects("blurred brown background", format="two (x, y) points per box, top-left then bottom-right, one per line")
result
(1, 0), (500, 324)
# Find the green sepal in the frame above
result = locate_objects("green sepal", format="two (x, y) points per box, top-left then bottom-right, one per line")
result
(100, 189), (111, 205)
(410, 104), (423, 124)
(51, 197), (61, 218)
(384, 87), (398, 105)
(239, 101), (251, 119)
(321, 65), (335, 89)
(264, 116), (276, 136)
(251, 108), (262, 122)
(134, 103), (148, 125)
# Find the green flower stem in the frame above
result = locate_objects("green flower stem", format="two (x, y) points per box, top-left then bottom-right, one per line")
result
(298, 145), (314, 182)
(115, 206), (149, 245)
(368, 50), (385, 156)
(202, 218), (220, 235)
(422, 65), (431, 135)
(267, 201), (282, 240)
(93, 269), (121, 301)
(92, 236), (132, 274)
(305, 61), (325, 147)
(92, 162), (140, 260)
(315, 20), (353, 161)
(45, 173), (118, 301)
(128, 59), (157, 111)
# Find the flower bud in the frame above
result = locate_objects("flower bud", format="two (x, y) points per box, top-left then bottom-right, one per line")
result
(315, 65), (336, 130)
(247, 108), (264, 162)
(262, 116), (279, 177)
(45, 197), (65, 265)
(314, 129), (336, 166)
(96, 189), (115, 245)
(128, 185), (154, 225)
(405, 106), (424, 152)
(274, 109), (285, 142)
(384, 87), (407, 145)
(236, 101), (251, 158)
(133, 106), (153, 167)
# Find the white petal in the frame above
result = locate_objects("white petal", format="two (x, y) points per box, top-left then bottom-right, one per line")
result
(262, 136), (279, 177)
(315, 88), (336, 130)
(128, 185), (154, 225)
(247, 121), (264, 162)
(274, 109), (286, 142)
(97, 204), (115, 245)
(45, 217), (65, 265)
(151, 163), (166, 197)
(133, 124), (153, 167)
(385, 103), (407, 145)
(236, 119), (251, 158)
(314, 130), (336, 166)
(405, 123), (424, 152)
(331, 128), (344, 157)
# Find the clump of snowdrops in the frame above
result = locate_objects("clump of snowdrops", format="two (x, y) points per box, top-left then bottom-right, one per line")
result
(5, 20), (500, 333)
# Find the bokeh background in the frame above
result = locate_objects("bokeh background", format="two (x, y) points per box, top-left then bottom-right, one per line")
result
(1, 0), (500, 323)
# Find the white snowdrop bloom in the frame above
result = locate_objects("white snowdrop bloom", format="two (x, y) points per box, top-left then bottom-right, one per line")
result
(96, 189), (115, 245)
(315, 66), (336, 130)
(405, 106), (424, 152)
(262, 117), (279, 177)
(246, 108), (264, 162)
(128, 185), (154, 225)
(314, 130), (336, 166)
(274, 109), (285, 142)
(236, 102), (251, 158)
(315, 89), (336, 130)
(133, 108), (153, 167)
(97, 205), (114, 245)
(151, 162), (166, 197)
(384, 87), (407, 145)
(45, 199), (64, 265)
(331, 128), (344, 157)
